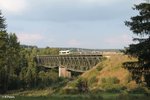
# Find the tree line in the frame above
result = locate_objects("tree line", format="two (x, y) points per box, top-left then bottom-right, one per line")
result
(0, 11), (61, 94)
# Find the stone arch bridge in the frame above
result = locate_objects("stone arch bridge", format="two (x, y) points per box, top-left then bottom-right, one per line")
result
(35, 55), (102, 77)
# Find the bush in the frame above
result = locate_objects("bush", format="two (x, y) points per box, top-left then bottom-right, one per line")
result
(100, 77), (126, 93)
(96, 64), (103, 71)
(37, 70), (60, 88)
(128, 87), (147, 94)
(101, 77), (120, 84)
(76, 78), (89, 93)
(88, 75), (97, 86)
(101, 83), (125, 93)
(8, 74), (21, 90)
(60, 88), (78, 94)
(105, 87), (122, 93)
(91, 88), (104, 94)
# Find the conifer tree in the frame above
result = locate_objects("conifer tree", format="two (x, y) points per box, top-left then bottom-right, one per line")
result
(125, 2), (150, 86)
(0, 11), (6, 31)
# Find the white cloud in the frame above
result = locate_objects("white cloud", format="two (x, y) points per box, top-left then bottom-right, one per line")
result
(67, 39), (81, 47)
(0, 0), (27, 13)
(104, 34), (133, 47)
(134, 0), (144, 4)
(17, 33), (45, 45)
(47, 0), (123, 7)
(27, 0), (139, 9)
(81, 0), (120, 3)
(80, 0), (142, 4)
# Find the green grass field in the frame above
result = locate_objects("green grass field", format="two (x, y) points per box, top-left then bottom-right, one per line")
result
(1, 93), (150, 100)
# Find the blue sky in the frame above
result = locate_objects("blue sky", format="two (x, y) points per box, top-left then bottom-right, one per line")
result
(0, 0), (144, 49)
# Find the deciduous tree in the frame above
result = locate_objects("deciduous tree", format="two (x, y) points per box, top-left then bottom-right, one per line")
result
(0, 11), (20, 93)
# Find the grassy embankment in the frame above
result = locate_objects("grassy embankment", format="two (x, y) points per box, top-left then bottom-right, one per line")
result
(65, 54), (138, 91)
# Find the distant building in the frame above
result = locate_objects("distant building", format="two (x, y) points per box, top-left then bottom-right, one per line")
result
(59, 50), (71, 55)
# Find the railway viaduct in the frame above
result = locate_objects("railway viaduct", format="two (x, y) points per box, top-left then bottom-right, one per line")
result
(35, 55), (102, 77)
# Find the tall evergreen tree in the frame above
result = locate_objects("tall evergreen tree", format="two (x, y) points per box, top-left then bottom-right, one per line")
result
(124, 2), (150, 86)
(0, 11), (6, 31)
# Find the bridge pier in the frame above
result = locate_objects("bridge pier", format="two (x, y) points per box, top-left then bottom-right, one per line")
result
(59, 66), (71, 78)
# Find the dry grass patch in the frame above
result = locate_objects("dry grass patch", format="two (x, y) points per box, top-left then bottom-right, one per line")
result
(66, 54), (138, 91)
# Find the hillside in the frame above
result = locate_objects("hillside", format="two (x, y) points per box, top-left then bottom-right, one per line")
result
(65, 54), (138, 91)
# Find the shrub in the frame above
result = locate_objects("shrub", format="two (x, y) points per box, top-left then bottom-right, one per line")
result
(88, 75), (97, 86)
(100, 77), (126, 93)
(60, 88), (78, 94)
(76, 78), (89, 93)
(101, 77), (120, 84)
(128, 87), (147, 94)
(8, 74), (21, 90)
(96, 63), (103, 71)
(91, 88), (104, 94)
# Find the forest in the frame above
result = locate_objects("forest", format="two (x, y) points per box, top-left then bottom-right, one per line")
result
(0, 16), (62, 93)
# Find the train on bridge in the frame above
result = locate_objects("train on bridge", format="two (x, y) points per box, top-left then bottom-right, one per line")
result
(59, 50), (103, 55)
